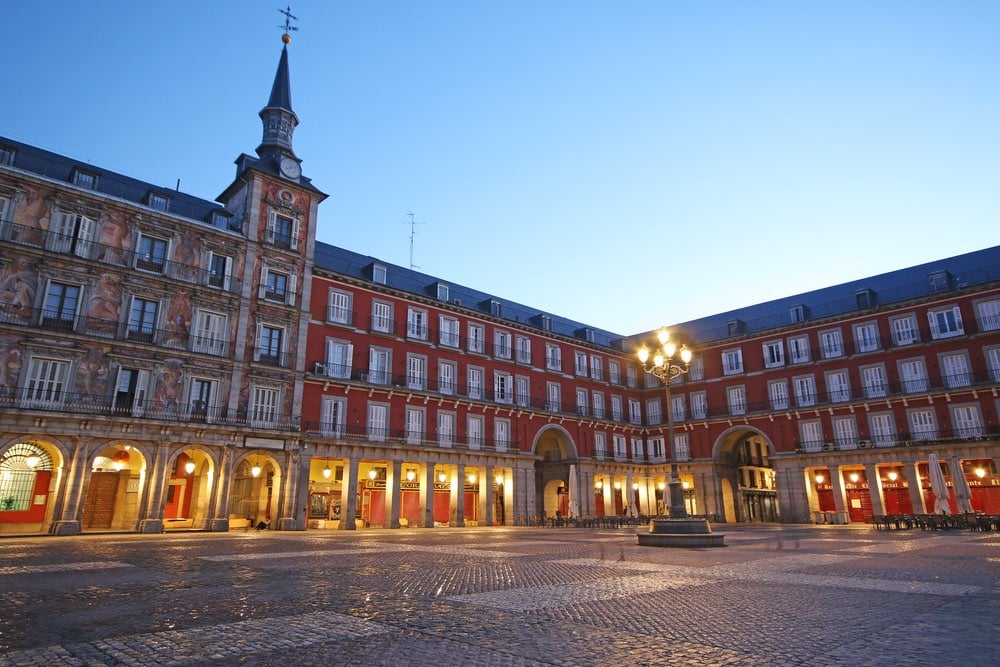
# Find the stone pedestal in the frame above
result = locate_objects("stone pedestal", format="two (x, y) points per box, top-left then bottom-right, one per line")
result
(138, 519), (164, 534)
(49, 520), (81, 536)
(208, 518), (230, 532)
(276, 517), (300, 531)
(637, 518), (726, 548)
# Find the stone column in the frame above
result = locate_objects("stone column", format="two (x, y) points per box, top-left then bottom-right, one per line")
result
(831, 465), (849, 524)
(277, 449), (307, 531)
(339, 457), (358, 530)
(421, 461), (436, 528)
(903, 461), (926, 514)
(387, 459), (402, 529)
(49, 440), (88, 536)
(450, 463), (466, 527)
(483, 464), (494, 526)
(138, 444), (171, 534)
(208, 447), (234, 532)
(864, 463), (886, 517)
(582, 471), (595, 517)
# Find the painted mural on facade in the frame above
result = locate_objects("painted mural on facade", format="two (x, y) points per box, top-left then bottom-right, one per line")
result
(0, 257), (38, 322)
(10, 185), (52, 245)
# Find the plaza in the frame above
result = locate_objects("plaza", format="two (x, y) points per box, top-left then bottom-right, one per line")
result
(1, 525), (997, 666)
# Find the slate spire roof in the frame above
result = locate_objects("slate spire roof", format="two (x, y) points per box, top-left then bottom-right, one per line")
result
(256, 36), (300, 160)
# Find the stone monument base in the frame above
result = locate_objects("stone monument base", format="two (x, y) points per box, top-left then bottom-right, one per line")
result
(637, 518), (726, 548)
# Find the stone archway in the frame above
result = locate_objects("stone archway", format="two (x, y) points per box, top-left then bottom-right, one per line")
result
(0, 440), (62, 534)
(162, 448), (216, 530)
(532, 426), (577, 521)
(81, 444), (147, 531)
(229, 453), (282, 530)
(712, 427), (780, 523)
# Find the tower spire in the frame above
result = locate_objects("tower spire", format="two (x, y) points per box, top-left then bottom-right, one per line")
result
(256, 7), (300, 160)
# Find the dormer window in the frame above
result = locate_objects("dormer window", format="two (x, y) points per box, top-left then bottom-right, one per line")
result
(929, 270), (953, 292)
(436, 283), (449, 301)
(726, 320), (745, 336)
(489, 299), (501, 316)
(540, 315), (552, 331)
(147, 193), (170, 212)
(210, 211), (231, 229)
(789, 304), (808, 323)
(72, 169), (97, 190)
(372, 264), (387, 285)
(855, 288), (876, 310)
(0, 146), (15, 166)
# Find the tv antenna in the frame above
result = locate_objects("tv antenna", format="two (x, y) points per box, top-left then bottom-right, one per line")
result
(404, 211), (426, 270)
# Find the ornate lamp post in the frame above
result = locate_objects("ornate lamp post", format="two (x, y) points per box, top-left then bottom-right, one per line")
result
(637, 328), (692, 519)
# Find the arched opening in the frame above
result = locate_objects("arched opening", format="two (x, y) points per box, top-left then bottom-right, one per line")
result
(713, 428), (780, 523)
(82, 444), (147, 531)
(229, 453), (280, 530)
(0, 441), (58, 534)
(163, 448), (214, 530)
(533, 426), (577, 521)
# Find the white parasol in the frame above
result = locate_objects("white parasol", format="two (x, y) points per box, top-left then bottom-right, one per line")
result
(625, 470), (639, 518)
(948, 457), (974, 514)
(568, 464), (581, 519)
(927, 453), (951, 515)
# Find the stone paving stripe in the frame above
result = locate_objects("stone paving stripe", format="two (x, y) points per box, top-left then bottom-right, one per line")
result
(0, 561), (133, 576)
(199, 543), (533, 563)
(0, 610), (393, 667)
(199, 547), (380, 561)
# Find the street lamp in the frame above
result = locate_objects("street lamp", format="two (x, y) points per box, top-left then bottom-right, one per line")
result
(637, 328), (692, 519)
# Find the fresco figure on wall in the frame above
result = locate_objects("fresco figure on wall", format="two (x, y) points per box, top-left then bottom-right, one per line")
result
(0, 258), (39, 322)
(11, 185), (52, 246)
(76, 344), (110, 402)
(86, 273), (123, 336)
(152, 359), (183, 416)
(0, 335), (22, 399)
(97, 210), (132, 265)
(162, 289), (192, 346)
(173, 228), (200, 280)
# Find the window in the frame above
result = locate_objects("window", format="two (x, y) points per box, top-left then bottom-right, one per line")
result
(367, 403), (388, 441)
(0, 146), (15, 165)
(515, 375), (530, 407)
(256, 325), (284, 365)
(263, 268), (291, 303)
(631, 437), (644, 459)
(438, 411), (455, 447)
(322, 339), (353, 379)
(855, 289), (875, 309)
(439, 316), (459, 347)
(788, 336), (810, 364)
(610, 395), (623, 421)
(320, 396), (346, 437)
(371, 301), (393, 334)
(794, 375), (816, 407)
(588, 355), (603, 381)
(488, 299), (502, 317)
(113, 367), (149, 416)
(869, 413), (897, 447)
(940, 352), (971, 388)
(768, 380), (789, 410)
(41, 281), (81, 330)
(494, 418), (511, 452)
(495, 371), (513, 404)
(126, 297), (159, 342)
(136, 234), (168, 272)
(669, 395), (684, 422)
(574, 351), (588, 376)
(908, 409), (936, 441)
(147, 193), (170, 212)
(799, 421), (823, 452)
(833, 417), (857, 449)
(626, 366), (637, 388)
(612, 434), (627, 459)
(436, 283), (450, 301)
(267, 211), (296, 249)
(545, 344), (562, 371)
(975, 299), (1000, 332)
(210, 211), (232, 230)
(407, 354), (427, 390)
(826, 370), (850, 403)
(628, 398), (642, 424)
(608, 360), (621, 384)
(48, 212), (95, 258)
(789, 304), (808, 323)
(594, 432), (607, 457)
(591, 391), (605, 418)
(987, 348), (1000, 383)
(547, 383), (562, 412)
(208, 253), (235, 291)
(515, 336), (532, 364)
(899, 358), (928, 393)
(438, 361), (457, 395)
(951, 405), (984, 439)
(22, 357), (69, 408)
(467, 415), (484, 449)
(648, 437), (664, 460)
(890, 315), (918, 346)
(367, 347), (390, 385)
(688, 355), (704, 381)
(494, 329), (511, 359)
(72, 170), (97, 189)
(467, 366), (484, 400)
(189, 378), (216, 423)
(928, 306), (964, 339)
(468, 323), (485, 354)
(540, 314), (553, 331)
(763, 341), (784, 368)
(372, 264), (387, 284)
(575, 388), (588, 416)
(405, 407), (424, 444)
(820, 329), (844, 358)
(328, 289), (352, 325)
(690, 392), (707, 419)
(726, 386), (747, 415)
(722, 348), (743, 375)
(854, 322), (880, 353)
(861, 365), (887, 399)
(250, 386), (280, 427)
(407, 308), (428, 340)
(674, 434), (690, 462)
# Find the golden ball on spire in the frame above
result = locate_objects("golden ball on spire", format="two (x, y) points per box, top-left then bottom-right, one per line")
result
(282, 33), (291, 44)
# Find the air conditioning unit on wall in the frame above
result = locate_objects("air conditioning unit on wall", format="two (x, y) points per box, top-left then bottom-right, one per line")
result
(822, 443), (833, 452)
(858, 440), (871, 449)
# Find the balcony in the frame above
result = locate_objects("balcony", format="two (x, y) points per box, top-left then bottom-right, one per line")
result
(796, 425), (998, 453)
(301, 422), (519, 452)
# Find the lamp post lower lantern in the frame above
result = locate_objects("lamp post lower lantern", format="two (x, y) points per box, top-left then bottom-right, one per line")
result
(635, 328), (725, 547)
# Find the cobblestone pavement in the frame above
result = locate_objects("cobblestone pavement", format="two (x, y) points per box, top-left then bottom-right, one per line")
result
(0, 525), (997, 666)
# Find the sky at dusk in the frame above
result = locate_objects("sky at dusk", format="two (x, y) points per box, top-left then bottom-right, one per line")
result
(2, 1), (997, 335)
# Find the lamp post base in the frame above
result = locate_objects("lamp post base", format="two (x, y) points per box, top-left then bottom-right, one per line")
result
(637, 518), (726, 548)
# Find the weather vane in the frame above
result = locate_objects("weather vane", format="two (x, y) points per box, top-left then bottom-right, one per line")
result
(279, 6), (299, 42)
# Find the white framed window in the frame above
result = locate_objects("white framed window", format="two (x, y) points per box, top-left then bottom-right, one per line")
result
(788, 336), (810, 364)
(631, 437), (644, 459)
(405, 407), (425, 444)
(367, 403), (388, 441)
(591, 391), (605, 418)
(515, 375), (530, 407)
(250, 386), (281, 428)
(928, 306), (964, 339)
(975, 298), (1000, 332)
(148, 193), (170, 212)
(547, 382), (562, 412)
(899, 358), (928, 393)
(589, 355), (603, 381)
(135, 234), (169, 273)
(41, 280), (82, 331)
(940, 352), (971, 388)
(820, 329), (844, 358)
(468, 322), (485, 354)
(861, 365), (887, 399)
(610, 395), (623, 421)
(407, 354), (427, 390)
(869, 413), (897, 447)
(626, 365), (637, 388)
(467, 366), (484, 400)
(494, 418), (511, 452)
(646, 397), (662, 424)
(327, 289), (352, 325)
(266, 209), (298, 249)
(722, 348), (743, 375)
(628, 398), (642, 425)
(594, 432), (607, 457)
(515, 335), (532, 364)
(673, 434), (690, 462)
(438, 360), (457, 395)
(192, 309), (227, 356)
(688, 355), (704, 381)
(612, 434), (627, 459)
(608, 360), (621, 384)
(951, 405), (983, 439)
(436, 283), (450, 301)
(545, 344), (562, 371)
(22, 356), (69, 408)
(768, 380), (789, 410)
(690, 391), (707, 419)
(494, 328), (512, 358)
(826, 370), (850, 403)
(438, 411), (455, 447)
(255, 324), (285, 366)
(320, 396), (346, 437)
(854, 322), (880, 353)
(127, 296), (159, 343)
(648, 436), (664, 460)
(794, 375), (816, 407)
(575, 388), (588, 416)
(49, 212), (96, 258)
(987, 347), (1000, 383)
(371, 300), (393, 334)
(762, 340), (784, 368)
(467, 415), (484, 449)
(726, 385), (746, 415)
(188, 377), (218, 422)
(574, 351), (588, 376)
(799, 420), (823, 452)
(439, 316), (459, 347)
(372, 264), (387, 284)
(670, 395), (685, 422)
(890, 314), (918, 346)
(495, 371), (513, 404)
(367, 347), (391, 385)
(908, 409), (936, 441)
(207, 252), (235, 292)
(833, 417), (857, 449)
(262, 266), (294, 304)
(407, 307), (428, 340)
(113, 367), (149, 416)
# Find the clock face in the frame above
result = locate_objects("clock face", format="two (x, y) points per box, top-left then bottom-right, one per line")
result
(279, 157), (301, 180)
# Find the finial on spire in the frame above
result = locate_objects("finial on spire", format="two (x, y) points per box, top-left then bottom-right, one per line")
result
(279, 6), (298, 44)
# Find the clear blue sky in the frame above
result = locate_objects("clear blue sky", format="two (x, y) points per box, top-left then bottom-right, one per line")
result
(3, 1), (997, 335)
